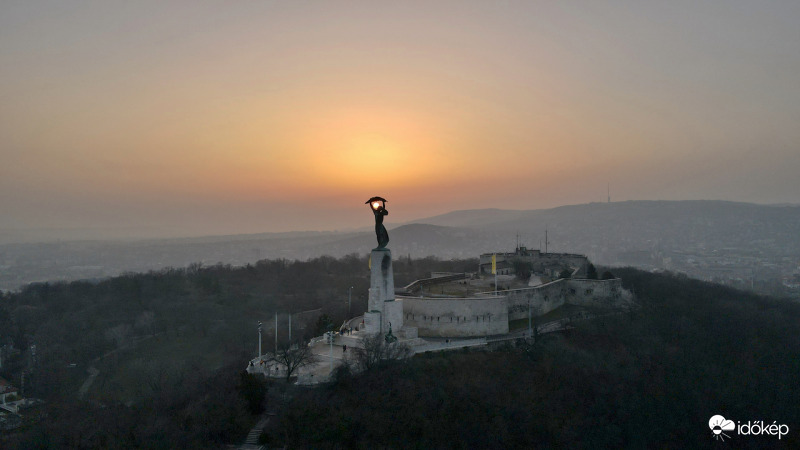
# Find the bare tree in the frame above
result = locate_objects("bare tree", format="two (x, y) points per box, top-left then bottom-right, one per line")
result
(353, 333), (412, 371)
(272, 340), (316, 381)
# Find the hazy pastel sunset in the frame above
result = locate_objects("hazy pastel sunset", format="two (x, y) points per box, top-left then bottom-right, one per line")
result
(6, 2), (800, 446)
(2, 1), (799, 238)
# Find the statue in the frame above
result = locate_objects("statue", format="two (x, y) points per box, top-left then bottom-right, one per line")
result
(385, 322), (397, 343)
(365, 196), (389, 249)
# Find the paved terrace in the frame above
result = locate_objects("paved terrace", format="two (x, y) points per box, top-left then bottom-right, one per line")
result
(246, 315), (579, 385)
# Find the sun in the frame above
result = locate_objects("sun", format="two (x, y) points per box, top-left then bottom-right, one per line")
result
(339, 133), (408, 171)
(294, 108), (445, 189)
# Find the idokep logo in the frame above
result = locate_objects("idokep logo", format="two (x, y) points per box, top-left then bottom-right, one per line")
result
(709, 415), (735, 441)
(709, 415), (790, 441)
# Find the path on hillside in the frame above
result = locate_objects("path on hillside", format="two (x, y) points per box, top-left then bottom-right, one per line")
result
(239, 414), (273, 449)
(76, 332), (165, 399)
(77, 366), (99, 400)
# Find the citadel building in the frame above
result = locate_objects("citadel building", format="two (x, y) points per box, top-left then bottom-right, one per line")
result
(377, 247), (633, 339)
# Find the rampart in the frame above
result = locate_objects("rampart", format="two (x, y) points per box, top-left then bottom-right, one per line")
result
(401, 272), (469, 295)
(501, 280), (568, 320)
(479, 277), (630, 321)
(398, 295), (509, 337)
(565, 277), (629, 308)
(398, 278), (629, 337)
(479, 250), (589, 277)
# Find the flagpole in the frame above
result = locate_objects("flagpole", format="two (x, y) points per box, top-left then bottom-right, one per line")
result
(492, 253), (497, 296)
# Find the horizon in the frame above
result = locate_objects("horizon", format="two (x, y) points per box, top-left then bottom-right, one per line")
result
(0, 198), (797, 244)
(3, 1), (800, 239)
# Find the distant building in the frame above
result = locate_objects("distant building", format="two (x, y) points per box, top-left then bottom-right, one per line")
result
(478, 246), (590, 278)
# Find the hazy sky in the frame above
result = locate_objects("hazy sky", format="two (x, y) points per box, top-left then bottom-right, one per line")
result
(2, 1), (799, 238)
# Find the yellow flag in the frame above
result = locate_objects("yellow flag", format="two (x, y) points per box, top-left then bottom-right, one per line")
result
(368, 254), (371, 270)
(491, 253), (496, 274)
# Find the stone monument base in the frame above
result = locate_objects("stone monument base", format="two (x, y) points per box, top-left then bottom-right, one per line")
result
(364, 311), (381, 334)
(383, 298), (403, 334)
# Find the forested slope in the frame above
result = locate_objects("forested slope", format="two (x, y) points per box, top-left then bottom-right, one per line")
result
(272, 268), (800, 449)
(0, 255), (476, 448)
(2, 260), (798, 448)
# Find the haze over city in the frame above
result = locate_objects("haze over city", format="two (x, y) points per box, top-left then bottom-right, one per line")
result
(2, 1), (799, 239)
(5, 3), (800, 447)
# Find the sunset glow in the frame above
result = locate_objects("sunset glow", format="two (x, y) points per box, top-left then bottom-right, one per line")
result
(2, 1), (799, 237)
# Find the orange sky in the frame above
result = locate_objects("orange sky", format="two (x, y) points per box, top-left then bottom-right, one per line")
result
(1, 1), (799, 238)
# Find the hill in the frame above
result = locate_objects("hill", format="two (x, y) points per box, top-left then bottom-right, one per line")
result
(2, 200), (799, 296)
(270, 267), (800, 448)
(2, 257), (799, 447)
(0, 255), (477, 448)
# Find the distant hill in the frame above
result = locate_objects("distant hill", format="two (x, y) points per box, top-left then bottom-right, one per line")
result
(2, 200), (799, 294)
(410, 199), (800, 263)
(411, 200), (799, 235)
(406, 208), (528, 229)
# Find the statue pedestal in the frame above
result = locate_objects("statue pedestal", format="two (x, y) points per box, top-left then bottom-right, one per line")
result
(363, 311), (382, 334)
(369, 248), (394, 308)
(364, 248), (403, 335)
(383, 300), (403, 334)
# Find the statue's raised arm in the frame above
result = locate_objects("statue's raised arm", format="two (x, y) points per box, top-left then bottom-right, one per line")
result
(365, 196), (389, 249)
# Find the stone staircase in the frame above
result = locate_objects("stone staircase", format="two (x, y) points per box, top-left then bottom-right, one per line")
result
(239, 415), (270, 449)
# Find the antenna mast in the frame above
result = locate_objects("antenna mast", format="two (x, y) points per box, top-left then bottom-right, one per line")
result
(545, 228), (549, 254)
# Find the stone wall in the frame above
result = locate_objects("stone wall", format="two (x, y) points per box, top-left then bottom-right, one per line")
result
(399, 296), (508, 337)
(503, 280), (568, 320)
(565, 278), (630, 308)
(488, 278), (631, 321)
(479, 251), (589, 277)
(395, 278), (630, 338)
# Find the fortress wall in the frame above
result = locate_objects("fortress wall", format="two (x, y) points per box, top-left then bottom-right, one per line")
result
(496, 278), (630, 321)
(503, 280), (568, 321)
(479, 252), (588, 277)
(399, 296), (508, 337)
(565, 278), (628, 308)
(534, 254), (589, 277)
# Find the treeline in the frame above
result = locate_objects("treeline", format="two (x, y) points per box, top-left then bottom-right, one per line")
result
(0, 254), (477, 384)
(270, 268), (800, 448)
(7, 360), (255, 449)
(0, 254), (476, 448)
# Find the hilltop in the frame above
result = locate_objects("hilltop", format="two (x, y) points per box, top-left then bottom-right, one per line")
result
(2, 254), (799, 448)
(270, 267), (800, 448)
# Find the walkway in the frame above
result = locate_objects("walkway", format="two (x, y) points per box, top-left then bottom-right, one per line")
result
(77, 366), (99, 400)
(245, 315), (594, 385)
(238, 415), (271, 449)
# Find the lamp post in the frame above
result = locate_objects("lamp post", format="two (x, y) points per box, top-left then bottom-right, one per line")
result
(325, 331), (335, 372)
(348, 286), (353, 318)
(527, 298), (532, 337)
(324, 318), (335, 372)
(257, 321), (262, 360)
